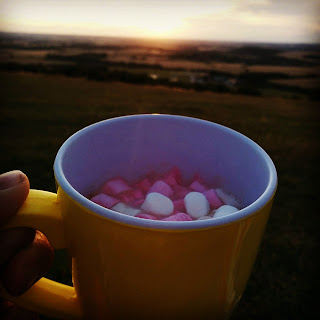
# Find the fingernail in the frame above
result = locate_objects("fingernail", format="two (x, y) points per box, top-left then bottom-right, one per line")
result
(0, 171), (27, 190)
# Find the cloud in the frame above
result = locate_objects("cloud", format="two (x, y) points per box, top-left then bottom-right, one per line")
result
(234, 0), (320, 41)
(231, 0), (320, 15)
(181, 0), (319, 43)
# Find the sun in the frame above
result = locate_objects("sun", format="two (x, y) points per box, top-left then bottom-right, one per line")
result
(131, 15), (184, 39)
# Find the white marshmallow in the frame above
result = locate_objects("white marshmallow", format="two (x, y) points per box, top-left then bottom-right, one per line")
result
(184, 192), (210, 219)
(215, 188), (241, 208)
(141, 192), (174, 216)
(213, 205), (238, 218)
(197, 215), (213, 220)
(111, 203), (142, 216)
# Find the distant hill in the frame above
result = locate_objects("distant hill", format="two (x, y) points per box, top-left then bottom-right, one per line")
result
(1, 32), (319, 99)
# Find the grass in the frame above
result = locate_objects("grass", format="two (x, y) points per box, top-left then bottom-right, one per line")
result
(248, 65), (320, 76)
(108, 66), (191, 83)
(270, 78), (320, 89)
(0, 71), (319, 319)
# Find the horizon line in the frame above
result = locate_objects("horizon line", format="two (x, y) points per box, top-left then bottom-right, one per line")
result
(1, 30), (319, 46)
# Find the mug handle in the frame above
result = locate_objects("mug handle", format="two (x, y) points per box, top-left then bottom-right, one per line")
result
(0, 189), (82, 319)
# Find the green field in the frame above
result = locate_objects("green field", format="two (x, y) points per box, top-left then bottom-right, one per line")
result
(0, 71), (319, 319)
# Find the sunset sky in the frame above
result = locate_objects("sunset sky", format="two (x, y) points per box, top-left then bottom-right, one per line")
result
(0, 0), (319, 43)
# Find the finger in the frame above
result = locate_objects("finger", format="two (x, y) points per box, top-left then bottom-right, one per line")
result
(1, 231), (54, 296)
(0, 298), (39, 320)
(0, 227), (36, 265)
(0, 171), (30, 225)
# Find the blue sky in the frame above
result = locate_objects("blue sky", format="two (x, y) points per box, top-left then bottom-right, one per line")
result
(0, 0), (319, 43)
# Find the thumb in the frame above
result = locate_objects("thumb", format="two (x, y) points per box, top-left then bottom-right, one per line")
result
(0, 171), (30, 226)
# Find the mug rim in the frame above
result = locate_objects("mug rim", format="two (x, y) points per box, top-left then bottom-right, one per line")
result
(54, 114), (277, 230)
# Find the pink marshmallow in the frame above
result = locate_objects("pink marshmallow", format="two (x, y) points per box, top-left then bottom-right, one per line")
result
(162, 212), (193, 221)
(101, 177), (132, 195)
(189, 180), (207, 192)
(173, 198), (186, 212)
(146, 170), (158, 184)
(119, 188), (144, 205)
(136, 213), (158, 220)
(147, 180), (173, 197)
(134, 177), (152, 194)
(90, 193), (119, 209)
(202, 189), (224, 209)
(131, 198), (145, 208)
(161, 166), (182, 187)
(172, 185), (190, 199)
(188, 173), (208, 192)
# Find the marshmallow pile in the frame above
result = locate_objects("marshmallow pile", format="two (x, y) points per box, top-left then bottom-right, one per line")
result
(89, 167), (241, 221)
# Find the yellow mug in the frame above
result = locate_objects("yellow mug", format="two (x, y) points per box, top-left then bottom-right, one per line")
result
(1, 114), (277, 320)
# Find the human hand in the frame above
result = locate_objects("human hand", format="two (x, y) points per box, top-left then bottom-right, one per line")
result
(0, 171), (54, 319)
